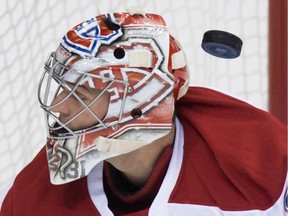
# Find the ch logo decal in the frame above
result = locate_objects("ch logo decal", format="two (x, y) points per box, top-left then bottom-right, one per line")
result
(62, 14), (122, 57)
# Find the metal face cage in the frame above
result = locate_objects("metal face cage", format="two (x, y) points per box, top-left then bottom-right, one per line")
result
(38, 52), (128, 139)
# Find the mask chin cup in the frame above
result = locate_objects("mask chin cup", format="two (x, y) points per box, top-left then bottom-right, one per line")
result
(96, 127), (171, 154)
(95, 136), (151, 154)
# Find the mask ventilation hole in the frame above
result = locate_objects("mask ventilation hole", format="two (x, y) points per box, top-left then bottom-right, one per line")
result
(114, 47), (125, 59)
(131, 108), (142, 119)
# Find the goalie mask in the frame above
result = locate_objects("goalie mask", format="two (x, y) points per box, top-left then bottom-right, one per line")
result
(38, 11), (189, 184)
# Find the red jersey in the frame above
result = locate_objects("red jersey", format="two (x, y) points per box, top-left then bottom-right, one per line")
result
(1, 87), (287, 215)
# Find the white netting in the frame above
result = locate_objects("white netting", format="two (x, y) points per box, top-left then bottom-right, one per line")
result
(0, 0), (268, 190)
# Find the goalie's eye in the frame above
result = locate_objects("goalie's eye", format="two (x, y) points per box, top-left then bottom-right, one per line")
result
(114, 47), (125, 59)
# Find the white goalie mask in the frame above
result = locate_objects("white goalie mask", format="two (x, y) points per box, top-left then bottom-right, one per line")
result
(38, 12), (189, 184)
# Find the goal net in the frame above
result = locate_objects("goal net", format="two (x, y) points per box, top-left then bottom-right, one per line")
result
(0, 0), (268, 190)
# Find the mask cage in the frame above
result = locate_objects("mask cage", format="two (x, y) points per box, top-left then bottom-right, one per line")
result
(38, 52), (128, 139)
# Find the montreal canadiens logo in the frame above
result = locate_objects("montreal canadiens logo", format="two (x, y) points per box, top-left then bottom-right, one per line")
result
(62, 14), (122, 57)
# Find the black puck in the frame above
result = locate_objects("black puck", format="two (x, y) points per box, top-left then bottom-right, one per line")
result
(201, 30), (243, 59)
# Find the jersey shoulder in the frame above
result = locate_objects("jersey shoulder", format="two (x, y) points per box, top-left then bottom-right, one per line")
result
(173, 87), (287, 211)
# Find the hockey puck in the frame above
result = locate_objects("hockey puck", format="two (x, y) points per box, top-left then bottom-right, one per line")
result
(201, 30), (243, 59)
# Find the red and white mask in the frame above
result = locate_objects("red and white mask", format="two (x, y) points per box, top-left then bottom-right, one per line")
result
(38, 12), (189, 184)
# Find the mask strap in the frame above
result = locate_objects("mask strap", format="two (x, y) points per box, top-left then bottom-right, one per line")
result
(95, 136), (151, 154)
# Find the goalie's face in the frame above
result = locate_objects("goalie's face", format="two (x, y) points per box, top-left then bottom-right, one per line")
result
(50, 83), (110, 131)
(37, 54), (116, 139)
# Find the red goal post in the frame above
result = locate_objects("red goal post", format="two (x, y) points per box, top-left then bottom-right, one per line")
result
(269, 0), (287, 125)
